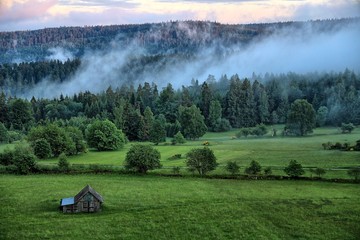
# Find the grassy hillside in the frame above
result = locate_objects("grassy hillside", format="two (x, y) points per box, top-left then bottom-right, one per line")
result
(33, 126), (360, 178)
(1, 174), (359, 239)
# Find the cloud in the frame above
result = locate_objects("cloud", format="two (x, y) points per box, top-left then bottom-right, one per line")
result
(0, 0), (57, 23)
(22, 20), (360, 99)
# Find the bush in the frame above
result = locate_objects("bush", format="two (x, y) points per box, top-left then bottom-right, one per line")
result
(172, 131), (186, 145)
(58, 153), (70, 172)
(86, 120), (126, 151)
(245, 160), (262, 175)
(168, 154), (182, 160)
(264, 167), (272, 175)
(313, 167), (326, 178)
(125, 144), (161, 174)
(226, 161), (240, 175)
(347, 168), (360, 181)
(33, 138), (52, 159)
(341, 123), (355, 134)
(0, 148), (15, 165)
(12, 144), (37, 175)
(172, 166), (181, 174)
(284, 160), (305, 178)
(186, 147), (217, 176)
(251, 124), (268, 136)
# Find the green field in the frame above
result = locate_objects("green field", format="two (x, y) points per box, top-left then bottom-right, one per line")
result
(1, 174), (359, 239)
(30, 126), (360, 179)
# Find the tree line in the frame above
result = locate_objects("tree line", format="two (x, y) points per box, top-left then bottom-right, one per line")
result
(1, 69), (359, 138)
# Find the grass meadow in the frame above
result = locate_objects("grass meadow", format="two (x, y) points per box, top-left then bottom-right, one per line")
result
(34, 126), (360, 179)
(1, 174), (360, 240)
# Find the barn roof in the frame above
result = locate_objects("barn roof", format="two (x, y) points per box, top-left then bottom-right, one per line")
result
(61, 197), (74, 206)
(74, 185), (104, 203)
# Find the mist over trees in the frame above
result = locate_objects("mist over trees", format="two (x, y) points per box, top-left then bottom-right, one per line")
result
(0, 19), (359, 146)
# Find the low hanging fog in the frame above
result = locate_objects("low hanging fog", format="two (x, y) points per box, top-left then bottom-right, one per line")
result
(25, 20), (360, 99)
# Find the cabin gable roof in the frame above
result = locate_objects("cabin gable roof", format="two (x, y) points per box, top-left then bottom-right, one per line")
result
(74, 185), (104, 203)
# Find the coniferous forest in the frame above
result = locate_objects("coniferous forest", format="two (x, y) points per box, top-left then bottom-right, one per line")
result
(0, 19), (359, 151)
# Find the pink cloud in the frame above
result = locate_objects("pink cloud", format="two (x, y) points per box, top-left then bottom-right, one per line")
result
(0, 0), (57, 23)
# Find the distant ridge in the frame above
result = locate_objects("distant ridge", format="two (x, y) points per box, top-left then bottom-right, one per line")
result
(0, 18), (358, 63)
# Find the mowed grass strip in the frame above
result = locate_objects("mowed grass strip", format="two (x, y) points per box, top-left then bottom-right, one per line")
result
(0, 174), (359, 239)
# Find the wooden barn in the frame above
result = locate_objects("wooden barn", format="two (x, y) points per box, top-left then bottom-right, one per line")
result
(60, 185), (103, 213)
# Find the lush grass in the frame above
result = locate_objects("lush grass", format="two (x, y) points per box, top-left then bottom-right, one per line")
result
(1, 174), (359, 240)
(1, 127), (359, 178)
(31, 126), (360, 178)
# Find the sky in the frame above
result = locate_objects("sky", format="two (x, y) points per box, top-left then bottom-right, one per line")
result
(0, 0), (359, 31)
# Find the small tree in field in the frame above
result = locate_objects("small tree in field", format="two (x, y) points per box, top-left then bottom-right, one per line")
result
(125, 144), (161, 174)
(264, 167), (272, 175)
(245, 160), (262, 175)
(284, 160), (305, 178)
(314, 167), (326, 178)
(58, 153), (70, 172)
(226, 161), (240, 175)
(13, 144), (37, 175)
(286, 99), (316, 136)
(186, 147), (217, 176)
(347, 168), (360, 181)
(341, 123), (355, 134)
(33, 138), (52, 159)
(172, 131), (186, 145)
(86, 120), (126, 151)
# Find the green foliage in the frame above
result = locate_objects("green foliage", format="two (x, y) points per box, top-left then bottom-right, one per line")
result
(341, 123), (355, 134)
(316, 106), (328, 127)
(287, 99), (316, 136)
(226, 161), (240, 175)
(172, 131), (186, 145)
(33, 138), (52, 159)
(12, 144), (37, 175)
(284, 160), (305, 178)
(0, 147), (15, 165)
(251, 123), (268, 136)
(172, 166), (181, 174)
(65, 126), (87, 154)
(186, 147), (217, 176)
(149, 119), (166, 145)
(264, 167), (272, 175)
(86, 120), (126, 151)
(312, 168), (326, 178)
(236, 128), (252, 138)
(28, 123), (78, 157)
(211, 118), (232, 132)
(125, 144), (161, 173)
(8, 98), (34, 131)
(245, 160), (262, 175)
(347, 168), (360, 181)
(0, 122), (9, 143)
(178, 105), (207, 140)
(58, 153), (70, 172)
(7, 131), (23, 143)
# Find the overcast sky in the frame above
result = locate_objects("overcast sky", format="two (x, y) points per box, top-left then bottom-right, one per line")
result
(0, 0), (359, 31)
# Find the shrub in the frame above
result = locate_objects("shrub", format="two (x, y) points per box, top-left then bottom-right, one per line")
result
(245, 160), (262, 175)
(172, 166), (181, 174)
(125, 144), (161, 174)
(226, 161), (240, 175)
(33, 138), (52, 159)
(12, 144), (37, 175)
(347, 168), (360, 181)
(313, 167), (326, 178)
(86, 120), (126, 151)
(284, 160), (305, 178)
(264, 167), (272, 175)
(58, 153), (70, 173)
(186, 147), (217, 176)
(341, 123), (355, 134)
(172, 131), (186, 145)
